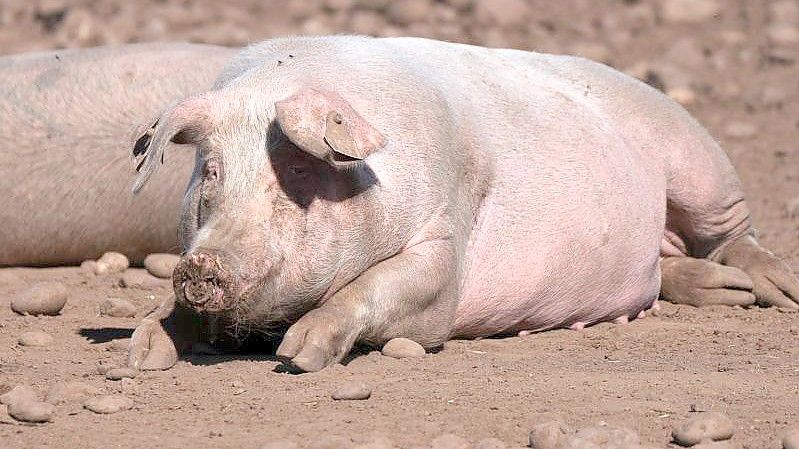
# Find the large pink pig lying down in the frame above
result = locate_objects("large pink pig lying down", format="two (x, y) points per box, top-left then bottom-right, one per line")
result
(124, 35), (799, 373)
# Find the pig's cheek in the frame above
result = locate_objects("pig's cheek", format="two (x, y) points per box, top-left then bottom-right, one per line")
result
(276, 307), (363, 373)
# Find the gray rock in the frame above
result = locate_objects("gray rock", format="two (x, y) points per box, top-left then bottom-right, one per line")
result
(98, 297), (137, 318)
(143, 253), (180, 279)
(105, 367), (139, 380)
(529, 420), (572, 449)
(381, 338), (426, 359)
(0, 385), (38, 406)
(7, 400), (55, 423)
(10, 282), (68, 316)
(18, 330), (54, 347)
(84, 394), (134, 414)
(331, 381), (371, 400)
(672, 412), (735, 446)
(94, 251), (130, 275)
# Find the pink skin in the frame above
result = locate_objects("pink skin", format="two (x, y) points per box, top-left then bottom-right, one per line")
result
(127, 36), (799, 373)
(0, 43), (236, 266)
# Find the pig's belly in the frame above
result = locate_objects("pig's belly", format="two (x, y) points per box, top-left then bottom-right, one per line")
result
(452, 145), (666, 338)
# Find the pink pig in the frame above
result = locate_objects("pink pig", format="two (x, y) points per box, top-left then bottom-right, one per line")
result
(129, 36), (799, 372)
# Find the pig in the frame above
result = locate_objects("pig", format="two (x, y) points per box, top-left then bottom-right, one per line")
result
(121, 35), (796, 372)
(0, 43), (236, 266)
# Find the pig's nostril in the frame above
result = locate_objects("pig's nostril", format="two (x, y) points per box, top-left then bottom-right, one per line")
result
(174, 251), (230, 312)
(182, 278), (223, 306)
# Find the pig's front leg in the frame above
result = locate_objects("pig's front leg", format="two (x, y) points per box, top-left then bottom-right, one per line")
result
(128, 296), (204, 370)
(660, 256), (756, 307)
(276, 240), (456, 373)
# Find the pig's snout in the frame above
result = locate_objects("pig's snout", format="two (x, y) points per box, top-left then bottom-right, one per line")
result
(173, 252), (233, 313)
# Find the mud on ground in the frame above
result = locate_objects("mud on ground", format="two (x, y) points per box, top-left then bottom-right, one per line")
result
(1, 1), (798, 448)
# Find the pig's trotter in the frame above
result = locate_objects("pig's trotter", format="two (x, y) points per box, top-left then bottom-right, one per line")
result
(128, 296), (203, 370)
(277, 239), (457, 373)
(660, 256), (755, 307)
(276, 306), (361, 373)
(713, 235), (799, 309)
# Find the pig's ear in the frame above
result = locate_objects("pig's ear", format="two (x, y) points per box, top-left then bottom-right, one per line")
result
(132, 94), (214, 194)
(274, 88), (387, 168)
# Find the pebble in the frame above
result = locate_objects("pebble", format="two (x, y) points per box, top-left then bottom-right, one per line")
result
(120, 269), (164, 289)
(105, 367), (140, 380)
(18, 330), (54, 347)
(84, 394), (134, 414)
(261, 441), (300, 449)
(98, 297), (137, 318)
(472, 437), (507, 449)
(430, 433), (469, 449)
(672, 412), (735, 446)
(660, 0), (720, 24)
(108, 338), (131, 352)
(723, 122), (758, 139)
(94, 251), (130, 275)
(45, 381), (102, 405)
(10, 281), (68, 316)
(143, 253), (180, 278)
(331, 381), (371, 400)
(7, 400), (56, 423)
(784, 426), (799, 449)
(0, 385), (38, 406)
(381, 338), (426, 358)
(80, 260), (98, 274)
(528, 420), (572, 449)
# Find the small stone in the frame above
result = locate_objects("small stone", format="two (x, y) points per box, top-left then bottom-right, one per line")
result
(98, 297), (137, 318)
(119, 269), (164, 289)
(45, 381), (101, 405)
(660, 0), (720, 24)
(80, 260), (98, 274)
(0, 385), (38, 406)
(473, 437), (507, 449)
(94, 251), (130, 275)
(529, 420), (572, 449)
(430, 433), (469, 449)
(84, 394), (134, 414)
(143, 253), (180, 278)
(18, 331), (54, 347)
(783, 426), (799, 449)
(381, 338), (426, 358)
(667, 87), (697, 105)
(105, 367), (139, 380)
(724, 122), (758, 139)
(10, 281), (68, 316)
(331, 381), (371, 400)
(108, 338), (131, 352)
(261, 441), (300, 449)
(7, 400), (55, 423)
(672, 412), (735, 446)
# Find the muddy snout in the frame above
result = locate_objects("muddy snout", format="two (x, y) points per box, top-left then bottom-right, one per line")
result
(173, 252), (234, 313)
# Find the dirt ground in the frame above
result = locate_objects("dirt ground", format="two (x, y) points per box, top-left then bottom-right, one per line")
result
(1, 0), (798, 448)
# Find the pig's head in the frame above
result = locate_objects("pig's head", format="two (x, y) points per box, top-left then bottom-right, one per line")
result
(132, 87), (387, 335)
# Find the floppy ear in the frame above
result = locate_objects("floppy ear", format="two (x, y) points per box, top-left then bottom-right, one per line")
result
(274, 88), (387, 168)
(131, 94), (215, 194)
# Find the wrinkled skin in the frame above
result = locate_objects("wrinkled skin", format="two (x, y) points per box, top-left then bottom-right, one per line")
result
(0, 43), (236, 266)
(122, 36), (799, 373)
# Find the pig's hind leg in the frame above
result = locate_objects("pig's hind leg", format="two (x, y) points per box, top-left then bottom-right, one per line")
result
(661, 119), (799, 309)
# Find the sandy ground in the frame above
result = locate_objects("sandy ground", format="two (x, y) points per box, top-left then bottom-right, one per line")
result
(1, 0), (798, 448)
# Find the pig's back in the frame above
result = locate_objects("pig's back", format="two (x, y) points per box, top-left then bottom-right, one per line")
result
(384, 39), (667, 336)
(0, 43), (236, 266)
